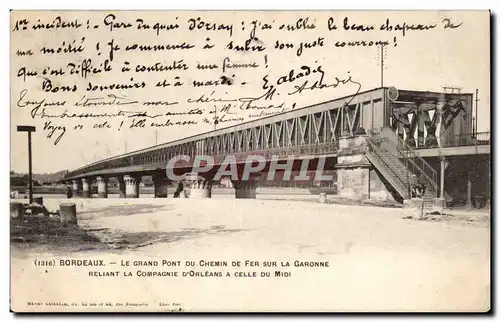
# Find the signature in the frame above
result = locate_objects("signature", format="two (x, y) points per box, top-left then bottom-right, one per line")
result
(288, 74), (361, 97)
(285, 64), (362, 98)
(260, 63), (363, 109)
(281, 65), (362, 109)
(75, 94), (139, 107)
(288, 75), (362, 113)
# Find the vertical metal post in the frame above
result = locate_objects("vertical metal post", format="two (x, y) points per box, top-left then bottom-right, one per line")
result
(467, 177), (473, 209)
(359, 102), (363, 131)
(340, 106), (344, 135)
(28, 130), (33, 204)
(406, 157), (410, 199)
(440, 156), (445, 199)
(466, 160), (474, 209)
(17, 125), (36, 204)
(475, 89), (479, 135)
(370, 100), (374, 132)
(379, 43), (386, 89)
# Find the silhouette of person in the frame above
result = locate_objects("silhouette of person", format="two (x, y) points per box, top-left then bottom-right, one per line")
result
(174, 181), (184, 198)
(66, 186), (73, 199)
(416, 175), (427, 197)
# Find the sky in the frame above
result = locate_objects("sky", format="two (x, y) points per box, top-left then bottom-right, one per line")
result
(9, 10), (490, 173)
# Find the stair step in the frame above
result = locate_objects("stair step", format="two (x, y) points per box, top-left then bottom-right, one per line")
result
(367, 137), (439, 203)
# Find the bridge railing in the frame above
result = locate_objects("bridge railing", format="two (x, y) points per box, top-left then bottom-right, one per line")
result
(212, 141), (340, 163)
(366, 137), (412, 199)
(440, 131), (490, 148)
(371, 127), (438, 196)
(166, 141), (341, 168)
(65, 141), (341, 178)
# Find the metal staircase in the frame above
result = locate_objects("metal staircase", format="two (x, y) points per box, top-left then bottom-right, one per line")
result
(366, 128), (438, 202)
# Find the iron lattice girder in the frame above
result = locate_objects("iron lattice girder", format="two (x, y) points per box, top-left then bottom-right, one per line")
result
(390, 99), (468, 144)
(67, 100), (367, 178)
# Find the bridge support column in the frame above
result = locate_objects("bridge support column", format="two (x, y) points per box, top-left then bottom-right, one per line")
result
(188, 180), (212, 198)
(337, 166), (370, 200)
(439, 156), (450, 199)
(118, 177), (126, 198)
(124, 175), (141, 198)
(72, 180), (79, 197)
(336, 135), (371, 201)
(233, 181), (258, 199)
(466, 176), (473, 209)
(81, 178), (90, 198)
(466, 160), (476, 209)
(152, 174), (169, 198)
(96, 176), (108, 198)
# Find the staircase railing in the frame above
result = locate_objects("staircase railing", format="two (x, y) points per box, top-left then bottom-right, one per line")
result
(366, 137), (412, 199)
(379, 128), (438, 197)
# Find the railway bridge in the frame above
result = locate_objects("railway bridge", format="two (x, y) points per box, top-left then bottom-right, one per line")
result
(63, 87), (490, 208)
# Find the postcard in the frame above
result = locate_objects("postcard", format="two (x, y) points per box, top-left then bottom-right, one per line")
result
(10, 10), (491, 312)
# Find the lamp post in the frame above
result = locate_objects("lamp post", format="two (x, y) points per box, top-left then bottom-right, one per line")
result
(17, 125), (36, 204)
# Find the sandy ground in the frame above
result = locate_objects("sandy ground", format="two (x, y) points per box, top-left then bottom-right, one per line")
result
(10, 196), (490, 312)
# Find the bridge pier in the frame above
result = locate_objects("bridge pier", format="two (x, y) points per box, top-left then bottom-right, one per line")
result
(152, 173), (169, 198)
(233, 180), (258, 199)
(183, 173), (211, 198)
(188, 180), (212, 198)
(117, 177), (126, 198)
(81, 178), (91, 198)
(336, 164), (370, 200)
(336, 135), (371, 201)
(72, 180), (79, 197)
(466, 174), (473, 209)
(96, 176), (108, 198)
(124, 174), (141, 198)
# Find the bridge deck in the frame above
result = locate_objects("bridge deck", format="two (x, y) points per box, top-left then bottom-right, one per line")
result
(64, 87), (490, 181)
(414, 145), (490, 158)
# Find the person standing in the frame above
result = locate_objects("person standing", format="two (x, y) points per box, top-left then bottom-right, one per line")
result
(66, 186), (73, 198)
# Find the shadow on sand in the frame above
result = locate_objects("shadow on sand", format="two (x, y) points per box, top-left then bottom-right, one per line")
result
(91, 225), (245, 251)
(11, 214), (245, 257)
(78, 204), (172, 220)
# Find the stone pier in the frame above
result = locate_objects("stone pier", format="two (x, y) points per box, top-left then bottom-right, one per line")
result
(118, 177), (126, 198)
(81, 178), (91, 198)
(152, 173), (169, 198)
(183, 173), (211, 198)
(124, 174), (141, 198)
(233, 180), (258, 199)
(72, 179), (80, 197)
(96, 176), (108, 198)
(188, 180), (212, 198)
(336, 135), (371, 200)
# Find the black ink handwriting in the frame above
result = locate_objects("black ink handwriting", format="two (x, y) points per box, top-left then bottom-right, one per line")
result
(288, 73), (362, 98)
(17, 89), (67, 109)
(43, 121), (66, 145)
(30, 107), (164, 120)
(442, 18), (463, 29)
(187, 92), (238, 104)
(74, 94), (138, 107)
